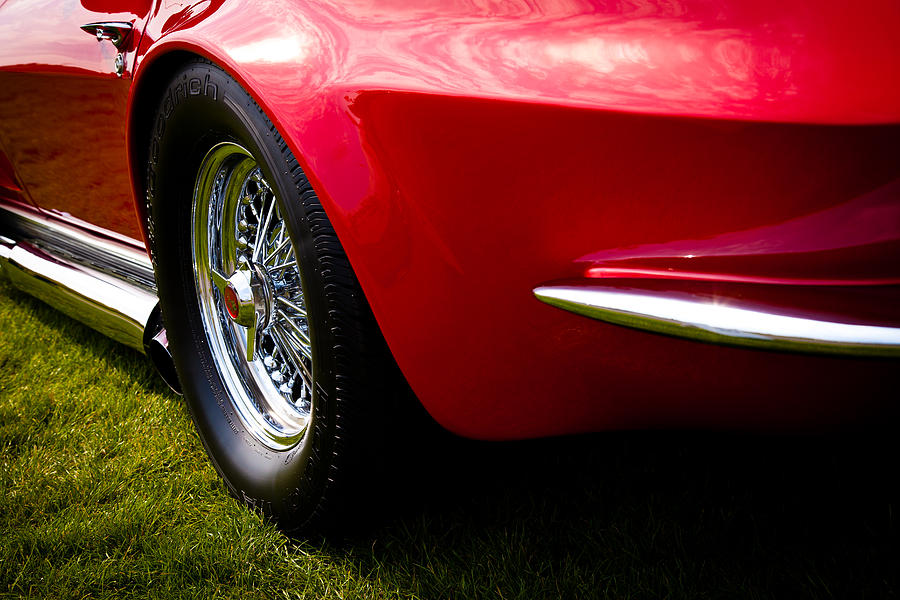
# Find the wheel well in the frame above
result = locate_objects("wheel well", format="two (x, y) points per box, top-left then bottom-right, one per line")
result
(128, 50), (203, 244)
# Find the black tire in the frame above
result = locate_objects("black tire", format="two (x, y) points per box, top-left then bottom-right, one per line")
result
(146, 59), (390, 534)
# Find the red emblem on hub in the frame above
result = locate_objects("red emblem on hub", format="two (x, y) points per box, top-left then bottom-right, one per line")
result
(224, 285), (240, 320)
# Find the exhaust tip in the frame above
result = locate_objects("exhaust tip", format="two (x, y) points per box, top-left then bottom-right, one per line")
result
(143, 305), (182, 395)
(146, 327), (182, 395)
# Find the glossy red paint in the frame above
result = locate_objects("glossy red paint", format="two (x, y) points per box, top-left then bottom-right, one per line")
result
(293, 93), (900, 438)
(0, 149), (26, 205)
(136, 0), (900, 125)
(583, 179), (900, 286)
(4, 0), (900, 438)
(0, 0), (151, 240)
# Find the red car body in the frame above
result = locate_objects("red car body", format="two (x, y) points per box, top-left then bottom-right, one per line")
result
(2, 0), (899, 439)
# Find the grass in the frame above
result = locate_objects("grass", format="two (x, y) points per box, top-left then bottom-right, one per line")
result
(0, 280), (897, 599)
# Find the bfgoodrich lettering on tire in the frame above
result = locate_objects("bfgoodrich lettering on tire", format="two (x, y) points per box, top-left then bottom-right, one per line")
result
(147, 59), (392, 534)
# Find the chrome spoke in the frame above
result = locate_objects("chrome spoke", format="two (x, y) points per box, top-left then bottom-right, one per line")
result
(271, 325), (313, 391)
(265, 237), (291, 265)
(253, 191), (276, 263)
(275, 308), (312, 349)
(273, 322), (312, 363)
(276, 295), (307, 318)
(269, 259), (297, 273)
(245, 193), (261, 222)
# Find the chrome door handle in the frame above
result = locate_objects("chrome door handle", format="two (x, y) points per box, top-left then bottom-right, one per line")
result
(80, 21), (133, 50)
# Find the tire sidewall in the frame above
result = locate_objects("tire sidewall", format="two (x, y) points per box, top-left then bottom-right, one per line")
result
(147, 61), (337, 526)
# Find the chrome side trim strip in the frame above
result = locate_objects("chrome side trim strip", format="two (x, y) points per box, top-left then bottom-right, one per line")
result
(0, 205), (157, 352)
(534, 285), (900, 357)
(2, 204), (155, 290)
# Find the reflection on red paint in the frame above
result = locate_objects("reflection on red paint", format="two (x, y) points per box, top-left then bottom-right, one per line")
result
(582, 179), (900, 286)
(0, 0), (150, 239)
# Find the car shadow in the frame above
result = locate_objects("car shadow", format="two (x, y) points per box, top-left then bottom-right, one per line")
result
(341, 422), (898, 598)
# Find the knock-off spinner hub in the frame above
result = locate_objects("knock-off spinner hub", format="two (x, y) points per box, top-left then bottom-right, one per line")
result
(223, 267), (272, 328)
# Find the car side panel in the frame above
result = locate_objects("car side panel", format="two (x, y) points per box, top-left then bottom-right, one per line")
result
(0, 0), (151, 241)
(128, 0), (900, 438)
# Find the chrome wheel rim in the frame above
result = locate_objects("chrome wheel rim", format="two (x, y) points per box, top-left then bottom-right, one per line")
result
(192, 142), (313, 451)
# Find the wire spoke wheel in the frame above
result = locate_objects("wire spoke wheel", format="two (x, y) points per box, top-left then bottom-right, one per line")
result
(149, 60), (394, 533)
(192, 142), (313, 450)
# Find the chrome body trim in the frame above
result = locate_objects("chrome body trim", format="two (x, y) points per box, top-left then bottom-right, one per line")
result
(534, 285), (900, 357)
(1, 204), (155, 289)
(79, 22), (133, 50)
(0, 204), (158, 352)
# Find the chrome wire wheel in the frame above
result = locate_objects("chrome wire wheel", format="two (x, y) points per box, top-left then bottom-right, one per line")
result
(151, 60), (398, 533)
(192, 142), (313, 451)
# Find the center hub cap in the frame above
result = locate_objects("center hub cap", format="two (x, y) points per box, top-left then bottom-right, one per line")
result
(223, 285), (240, 319)
(223, 268), (258, 327)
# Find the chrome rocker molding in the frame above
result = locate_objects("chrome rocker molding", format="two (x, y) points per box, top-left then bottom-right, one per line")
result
(534, 285), (900, 357)
(0, 204), (181, 391)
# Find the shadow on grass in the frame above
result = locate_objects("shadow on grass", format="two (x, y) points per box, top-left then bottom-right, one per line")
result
(339, 420), (898, 597)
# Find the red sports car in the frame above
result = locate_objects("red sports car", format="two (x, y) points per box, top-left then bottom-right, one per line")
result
(2, 0), (899, 533)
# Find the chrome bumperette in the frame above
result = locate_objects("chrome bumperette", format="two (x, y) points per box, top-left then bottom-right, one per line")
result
(534, 285), (900, 357)
(0, 204), (157, 353)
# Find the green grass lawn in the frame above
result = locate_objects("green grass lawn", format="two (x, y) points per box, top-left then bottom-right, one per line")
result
(1, 281), (897, 599)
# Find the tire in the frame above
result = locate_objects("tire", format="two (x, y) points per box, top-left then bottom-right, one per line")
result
(146, 59), (389, 534)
